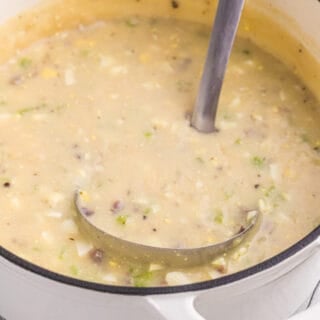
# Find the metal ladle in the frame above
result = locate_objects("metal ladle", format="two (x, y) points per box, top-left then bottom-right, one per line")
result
(75, 0), (260, 267)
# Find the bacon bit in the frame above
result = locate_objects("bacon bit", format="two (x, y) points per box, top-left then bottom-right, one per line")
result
(9, 75), (23, 86)
(89, 248), (105, 264)
(111, 200), (125, 213)
(212, 257), (228, 274)
(215, 265), (227, 274)
(81, 207), (95, 217)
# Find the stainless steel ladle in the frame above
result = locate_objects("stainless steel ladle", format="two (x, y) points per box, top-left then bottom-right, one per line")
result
(75, 0), (260, 267)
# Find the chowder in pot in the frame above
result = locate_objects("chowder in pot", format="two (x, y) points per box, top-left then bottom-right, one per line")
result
(0, 0), (319, 289)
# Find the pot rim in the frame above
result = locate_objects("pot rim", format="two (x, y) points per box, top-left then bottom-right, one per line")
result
(0, 225), (319, 295)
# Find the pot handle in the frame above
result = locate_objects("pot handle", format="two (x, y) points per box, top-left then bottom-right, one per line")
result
(146, 294), (205, 320)
(289, 304), (320, 320)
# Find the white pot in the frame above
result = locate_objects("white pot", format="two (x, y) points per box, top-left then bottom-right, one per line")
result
(0, 1), (319, 319)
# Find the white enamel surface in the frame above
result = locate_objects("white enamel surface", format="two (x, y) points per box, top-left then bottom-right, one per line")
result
(0, 0), (319, 319)
(0, 0), (40, 22)
(269, 0), (320, 53)
(0, 255), (164, 320)
(148, 243), (320, 320)
(147, 295), (205, 320)
(290, 305), (320, 320)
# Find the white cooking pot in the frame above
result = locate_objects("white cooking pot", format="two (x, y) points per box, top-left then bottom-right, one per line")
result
(0, 1), (320, 319)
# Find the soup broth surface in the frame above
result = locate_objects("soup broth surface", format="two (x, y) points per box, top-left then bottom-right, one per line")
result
(0, 16), (319, 286)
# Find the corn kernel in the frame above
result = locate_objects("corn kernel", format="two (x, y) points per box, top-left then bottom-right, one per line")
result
(41, 68), (58, 79)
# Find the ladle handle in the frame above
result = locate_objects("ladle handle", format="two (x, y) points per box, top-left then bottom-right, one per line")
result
(192, 0), (245, 133)
(147, 295), (205, 320)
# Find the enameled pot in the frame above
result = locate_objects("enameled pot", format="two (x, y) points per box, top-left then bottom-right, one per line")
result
(0, 1), (320, 319)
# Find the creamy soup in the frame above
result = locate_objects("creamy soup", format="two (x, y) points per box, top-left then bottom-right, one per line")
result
(0, 15), (319, 287)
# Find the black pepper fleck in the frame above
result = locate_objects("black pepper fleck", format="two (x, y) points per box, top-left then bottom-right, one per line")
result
(254, 184), (260, 189)
(3, 182), (11, 188)
(171, 0), (179, 9)
(152, 228), (157, 232)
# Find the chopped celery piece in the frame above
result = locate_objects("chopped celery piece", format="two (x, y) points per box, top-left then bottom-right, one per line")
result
(251, 156), (265, 168)
(144, 132), (153, 138)
(131, 269), (153, 287)
(116, 215), (128, 226)
(19, 57), (32, 68)
(17, 104), (47, 115)
(214, 209), (224, 224)
(70, 265), (79, 276)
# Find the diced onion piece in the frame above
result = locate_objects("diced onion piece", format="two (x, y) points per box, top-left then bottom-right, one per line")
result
(151, 204), (161, 214)
(32, 114), (47, 121)
(110, 66), (128, 75)
(102, 274), (117, 284)
(195, 180), (204, 189)
(62, 219), (78, 235)
(142, 82), (161, 90)
(218, 121), (237, 130)
(270, 163), (281, 182)
(65, 69), (76, 86)
(246, 210), (258, 222)
(110, 94), (119, 100)
(149, 264), (164, 272)
(161, 62), (173, 73)
(132, 198), (149, 205)
(100, 55), (115, 68)
(41, 231), (54, 244)
(0, 113), (12, 120)
(245, 59), (254, 66)
(48, 192), (65, 207)
(208, 270), (221, 279)
(251, 113), (263, 121)
(279, 90), (287, 101)
(232, 66), (244, 75)
(211, 257), (227, 274)
(47, 211), (63, 219)
(151, 118), (169, 129)
(258, 199), (272, 214)
(230, 96), (241, 107)
(165, 272), (192, 286)
(232, 246), (248, 260)
(75, 240), (93, 257)
(10, 197), (21, 208)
